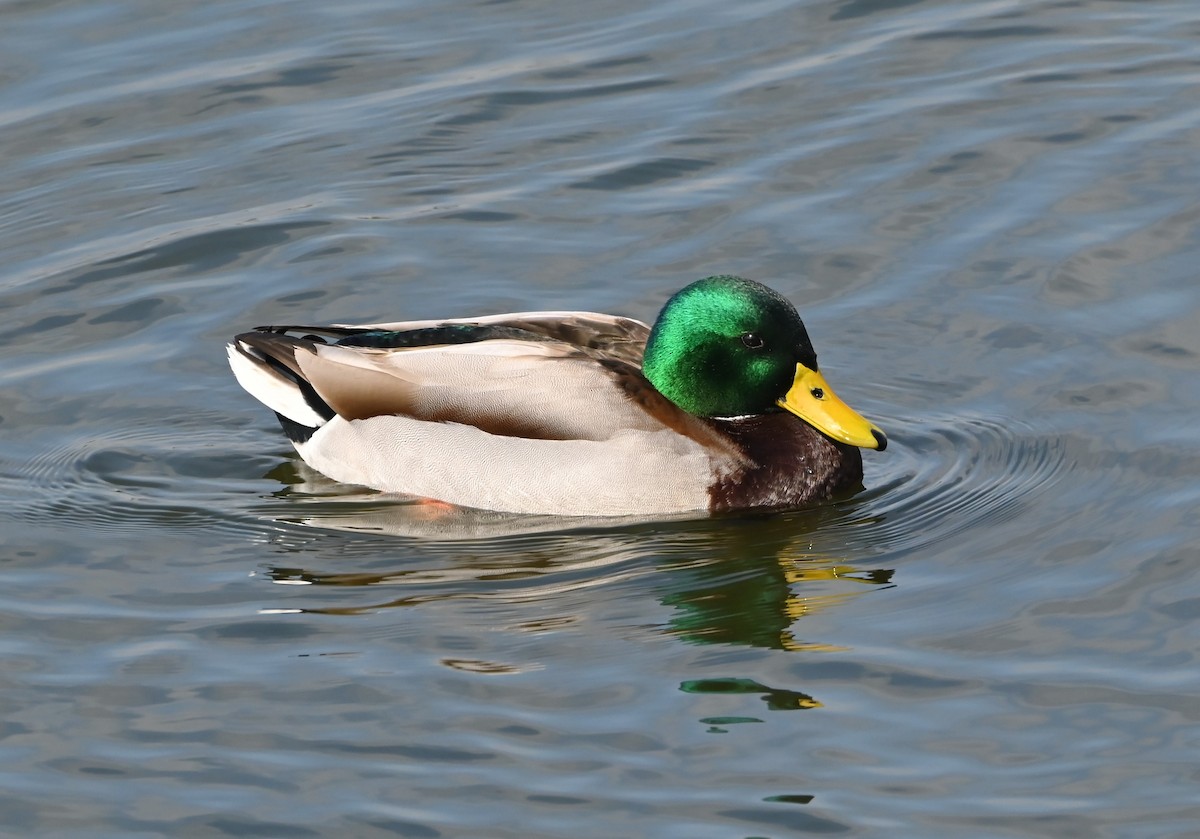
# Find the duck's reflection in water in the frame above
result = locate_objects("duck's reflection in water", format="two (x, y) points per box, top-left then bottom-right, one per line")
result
(258, 463), (894, 657)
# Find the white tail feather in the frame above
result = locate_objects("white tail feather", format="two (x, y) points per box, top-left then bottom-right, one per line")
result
(227, 342), (328, 428)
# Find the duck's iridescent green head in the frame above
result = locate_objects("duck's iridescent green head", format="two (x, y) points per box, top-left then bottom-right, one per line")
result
(643, 275), (886, 450)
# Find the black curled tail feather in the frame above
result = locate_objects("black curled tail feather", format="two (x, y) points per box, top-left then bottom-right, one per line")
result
(275, 412), (318, 444)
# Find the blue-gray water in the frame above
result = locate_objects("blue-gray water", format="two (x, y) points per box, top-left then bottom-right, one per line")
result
(3, 0), (1199, 836)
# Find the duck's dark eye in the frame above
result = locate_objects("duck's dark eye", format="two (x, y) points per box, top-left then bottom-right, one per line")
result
(741, 332), (765, 350)
(811, 387), (825, 400)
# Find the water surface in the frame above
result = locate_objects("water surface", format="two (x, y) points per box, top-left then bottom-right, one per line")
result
(2, 0), (1199, 836)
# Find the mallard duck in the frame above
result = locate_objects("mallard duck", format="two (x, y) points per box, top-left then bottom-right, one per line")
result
(227, 275), (886, 517)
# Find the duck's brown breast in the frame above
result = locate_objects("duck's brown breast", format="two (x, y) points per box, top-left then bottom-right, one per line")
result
(705, 413), (864, 512)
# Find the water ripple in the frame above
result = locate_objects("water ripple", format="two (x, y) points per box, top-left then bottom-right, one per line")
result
(4, 417), (272, 537)
(846, 412), (1070, 556)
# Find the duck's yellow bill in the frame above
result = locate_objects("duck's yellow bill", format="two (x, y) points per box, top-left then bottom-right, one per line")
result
(778, 364), (887, 450)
